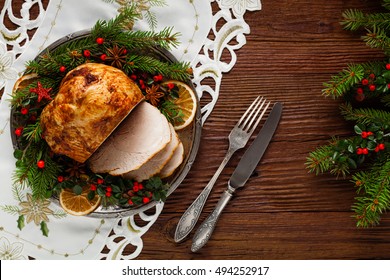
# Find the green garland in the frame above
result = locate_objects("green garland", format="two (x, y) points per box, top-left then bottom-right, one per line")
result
(10, 7), (190, 211)
(306, 1), (390, 227)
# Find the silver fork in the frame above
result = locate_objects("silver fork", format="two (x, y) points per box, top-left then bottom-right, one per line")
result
(174, 96), (270, 242)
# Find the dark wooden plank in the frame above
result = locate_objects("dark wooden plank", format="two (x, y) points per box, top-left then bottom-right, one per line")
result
(138, 212), (390, 260)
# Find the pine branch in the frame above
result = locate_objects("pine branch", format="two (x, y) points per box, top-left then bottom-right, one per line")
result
(23, 121), (42, 143)
(13, 142), (62, 200)
(306, 138), (356, 177)
(362, 26), (390, 54)
(352, 158), (390, 227)
(92, 6), (140, 33)
(306, 144), (335, 175)
(340, 102), (390, 124)
(124, 54), (191, 81)
(322, 64), (365, 97)
(342, 9), (390, 31)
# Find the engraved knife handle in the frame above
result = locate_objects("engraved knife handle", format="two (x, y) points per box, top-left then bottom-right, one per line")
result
(174, 149), (234, 242)
(191, 189), (234, 252)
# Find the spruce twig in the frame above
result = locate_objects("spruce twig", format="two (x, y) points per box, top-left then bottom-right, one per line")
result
(322, 64), (365, 97)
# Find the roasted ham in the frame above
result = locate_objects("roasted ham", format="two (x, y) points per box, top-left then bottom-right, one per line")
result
(88, 101), (172, 176)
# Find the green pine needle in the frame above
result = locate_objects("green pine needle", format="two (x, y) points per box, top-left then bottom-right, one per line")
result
(322, 64), (365, 97)
(340, 103), (390, 124)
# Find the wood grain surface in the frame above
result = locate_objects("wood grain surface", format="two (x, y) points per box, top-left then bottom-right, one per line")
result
(4, 0), (390, 259)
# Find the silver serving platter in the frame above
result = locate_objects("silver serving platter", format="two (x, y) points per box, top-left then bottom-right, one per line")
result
(10, 30), (202, 218)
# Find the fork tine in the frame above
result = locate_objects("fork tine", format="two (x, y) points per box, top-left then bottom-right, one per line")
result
(242, 98), (267, 131)
(237, 96), (263, 126)
(247, 101), (270, 134)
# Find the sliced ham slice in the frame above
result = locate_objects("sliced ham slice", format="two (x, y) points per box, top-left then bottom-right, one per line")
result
(88, 101), (171, 175)
(123, 123), (179, 182)
(159, 141), (184, 178)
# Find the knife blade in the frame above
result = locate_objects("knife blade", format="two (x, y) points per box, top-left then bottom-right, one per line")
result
(191, 102), (282, 252)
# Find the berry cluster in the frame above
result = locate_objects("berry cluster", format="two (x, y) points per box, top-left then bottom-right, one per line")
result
(354, 63), (390, 102)
(354, 124), (387, 157)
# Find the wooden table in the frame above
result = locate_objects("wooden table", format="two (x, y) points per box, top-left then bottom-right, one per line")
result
(6, 0), (390, 259)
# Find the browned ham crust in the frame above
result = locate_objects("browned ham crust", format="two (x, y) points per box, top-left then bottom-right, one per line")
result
(40, 63), (144, 163)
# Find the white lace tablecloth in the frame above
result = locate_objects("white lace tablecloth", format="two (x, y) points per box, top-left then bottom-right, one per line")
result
(0, 0), (261, 260)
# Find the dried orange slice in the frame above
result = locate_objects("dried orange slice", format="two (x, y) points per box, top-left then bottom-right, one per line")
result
(59, 186), (101, 216)
(13, 73), (39, 92)
(163, 80), (197, 130)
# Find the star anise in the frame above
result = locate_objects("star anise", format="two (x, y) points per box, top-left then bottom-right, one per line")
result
(70, 50), (82, 58)
(145, 84), (165, 106)
(65, 160), (86, 178)
(105, 45), (128, 69)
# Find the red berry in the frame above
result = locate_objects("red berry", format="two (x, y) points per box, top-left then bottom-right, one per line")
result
(356, 88), (363, 95)
(133, 185), (139, 192)
(90, 184), (97, 191)
(361, 78), (369, 85)
(21, 107), (29, 115)
(379, 143), (385, 150)
(57, 176), (65, 182)
(96, 37), (104, 45)
(375, 146), (380, 153)
(59, 66), (66, 72)
(130, 74), (137, 80)
(167, 83), (175, 90)
(128, 199), (134, 206)
(361, 131), (368, 138)
(153, 74), (163, 82)
(100, 54), (107, 61)
(105, 191), (112, 197)
(97, 178), (104, 185)
(386, 63), (390, 70)
(139, 79), (146, 89)
(142, 197), (150, 204)
(37, 160), (45, 169)
(83, 49), (91, 57)
(362, 148), (369, 155)
(369, 84), (376, 92)
(367, 131), (374, 136)
(369, 73), (375, 79)
(356, 148), (363, 155)
(106, 186), (112, 192)
(138, 183), (144, 190)
(14, 127), (23, 137)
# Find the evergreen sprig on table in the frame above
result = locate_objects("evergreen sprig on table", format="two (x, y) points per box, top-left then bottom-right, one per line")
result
(10, 6), (188, 211)
(306, 0), (390, 227)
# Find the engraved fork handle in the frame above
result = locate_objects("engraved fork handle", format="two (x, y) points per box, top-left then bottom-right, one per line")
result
(174, 147), (235, 242)
(191, 187), (234, 252)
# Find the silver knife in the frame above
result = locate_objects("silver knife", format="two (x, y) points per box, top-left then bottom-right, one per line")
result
(191, 102), (282, 252)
